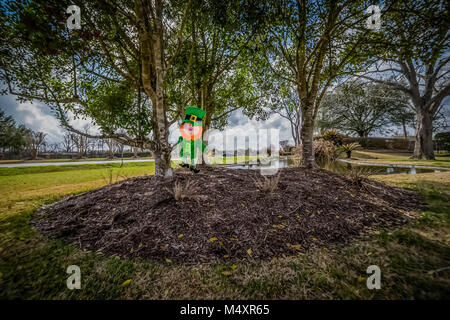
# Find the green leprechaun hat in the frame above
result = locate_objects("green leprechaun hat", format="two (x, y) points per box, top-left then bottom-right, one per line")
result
(183, 106), (206, 126)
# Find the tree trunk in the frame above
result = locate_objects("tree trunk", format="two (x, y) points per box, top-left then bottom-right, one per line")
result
(300, 107), (316, 168)
(290, 121), (296, 145)
(290, 122), (301, 146)
(200, 104), (212, 165)
(413, 110), (434, 160)
(295, 110), (302, 145)
(154, 148), (172, 177)
(152, 86), (172, 178)
(152, 94), (173, 178)
(152, 4), (173, 178)
(135, 0), (173, 179)
(402, 119), (408, 140)
(31, 149), (37, 160)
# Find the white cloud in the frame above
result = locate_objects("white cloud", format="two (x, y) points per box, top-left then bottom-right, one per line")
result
(15, 102), (99, 143)
(16, 102), (63, 143)
(65, 110), (100, 135)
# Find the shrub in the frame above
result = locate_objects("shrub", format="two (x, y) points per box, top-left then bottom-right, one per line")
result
(292, 139), (338, 163)
(386, 138), (409, 150)
(314, 139), (338, 161)
(315, 129), (344, 146)
(346, 166), (380, 188)
(167, 180), (204, 203)
(342, 137), (389, 149)
(435, 132), (450, 152)
(292, 145), (302, 158)
(337, 143), (362, 158)
(291, 146), (302, 166)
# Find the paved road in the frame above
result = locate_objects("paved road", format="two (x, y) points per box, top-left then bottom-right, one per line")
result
(0, 158), (160, 168)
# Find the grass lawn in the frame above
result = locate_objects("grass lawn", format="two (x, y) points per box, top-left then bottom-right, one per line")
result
(0, 155), (261, 165)
(349, 150), (450, 168)
(0, 162), (449, 299)
(0, 157), (154, 164)
(29, 156), (155, 162)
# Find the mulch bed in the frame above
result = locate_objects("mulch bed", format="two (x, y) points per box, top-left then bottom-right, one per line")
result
(33, 166), (420, 264)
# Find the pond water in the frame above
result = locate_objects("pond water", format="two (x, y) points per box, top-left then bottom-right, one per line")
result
(227, 158), (445, 175)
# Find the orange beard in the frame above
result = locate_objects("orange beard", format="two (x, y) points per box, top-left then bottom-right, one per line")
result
(180, 123), (203, 140)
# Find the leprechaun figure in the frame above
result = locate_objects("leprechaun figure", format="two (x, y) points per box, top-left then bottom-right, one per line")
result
(177, 106), (207, 173)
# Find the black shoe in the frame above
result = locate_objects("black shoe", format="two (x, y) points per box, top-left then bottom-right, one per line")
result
(179, 163), (189, 168)
(189, 166), (200, 173)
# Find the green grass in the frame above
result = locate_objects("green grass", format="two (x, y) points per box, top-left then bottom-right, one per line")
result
(350, 149), (450, 168)
(0, 162), (449, 299)
(0, 155), (260, 165)
(0, 162), (157, 217)
(0, 162), (156, 176)
(0, 157), (154, 164)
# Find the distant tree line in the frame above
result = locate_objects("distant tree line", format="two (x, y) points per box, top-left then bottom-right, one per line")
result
(0, 112), (147, 160)
(0, 110), (47, 159)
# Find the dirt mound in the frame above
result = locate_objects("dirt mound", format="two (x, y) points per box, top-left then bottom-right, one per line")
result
(33, 166), (419, 264)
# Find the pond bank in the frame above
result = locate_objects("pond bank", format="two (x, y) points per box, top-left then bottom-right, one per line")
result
(338, 159), (450, 171)
(224, 157), (447, 175)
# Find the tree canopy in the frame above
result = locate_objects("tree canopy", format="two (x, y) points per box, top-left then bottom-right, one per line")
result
(359, 0), (450, 159)
(318, 81), (411, 138)
(0, 110), (28, 153)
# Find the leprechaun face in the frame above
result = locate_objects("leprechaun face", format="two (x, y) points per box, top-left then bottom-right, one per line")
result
(180, 122), (203, 140)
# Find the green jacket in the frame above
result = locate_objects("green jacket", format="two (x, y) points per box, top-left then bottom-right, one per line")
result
(177, 136), (207, 160)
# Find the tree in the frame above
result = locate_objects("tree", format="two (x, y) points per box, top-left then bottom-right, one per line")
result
(0, 0), (194, 178)
(25, 130), (46, 160)
(255, 0), (379, 168)
(105, 138), (118, 159)
(271, 83), (302, 145)
(116, 141), (125, 157)
(0, 111), (28, 154)
(61, 132), (75, 153)
(132, 146), (140, 158)
(319, 82), (409, 138)
(435, 131), (450, 152)
(432, 107), (449, 134)
(95, 139), (105, 155)
(72, 132), (90, 158)
(170, 0), (267, 163)
(387, 102), (415, 139)
(71, 125), (92, 158)
(48, 142), (61, 153)
(359, 0), (450, 159)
